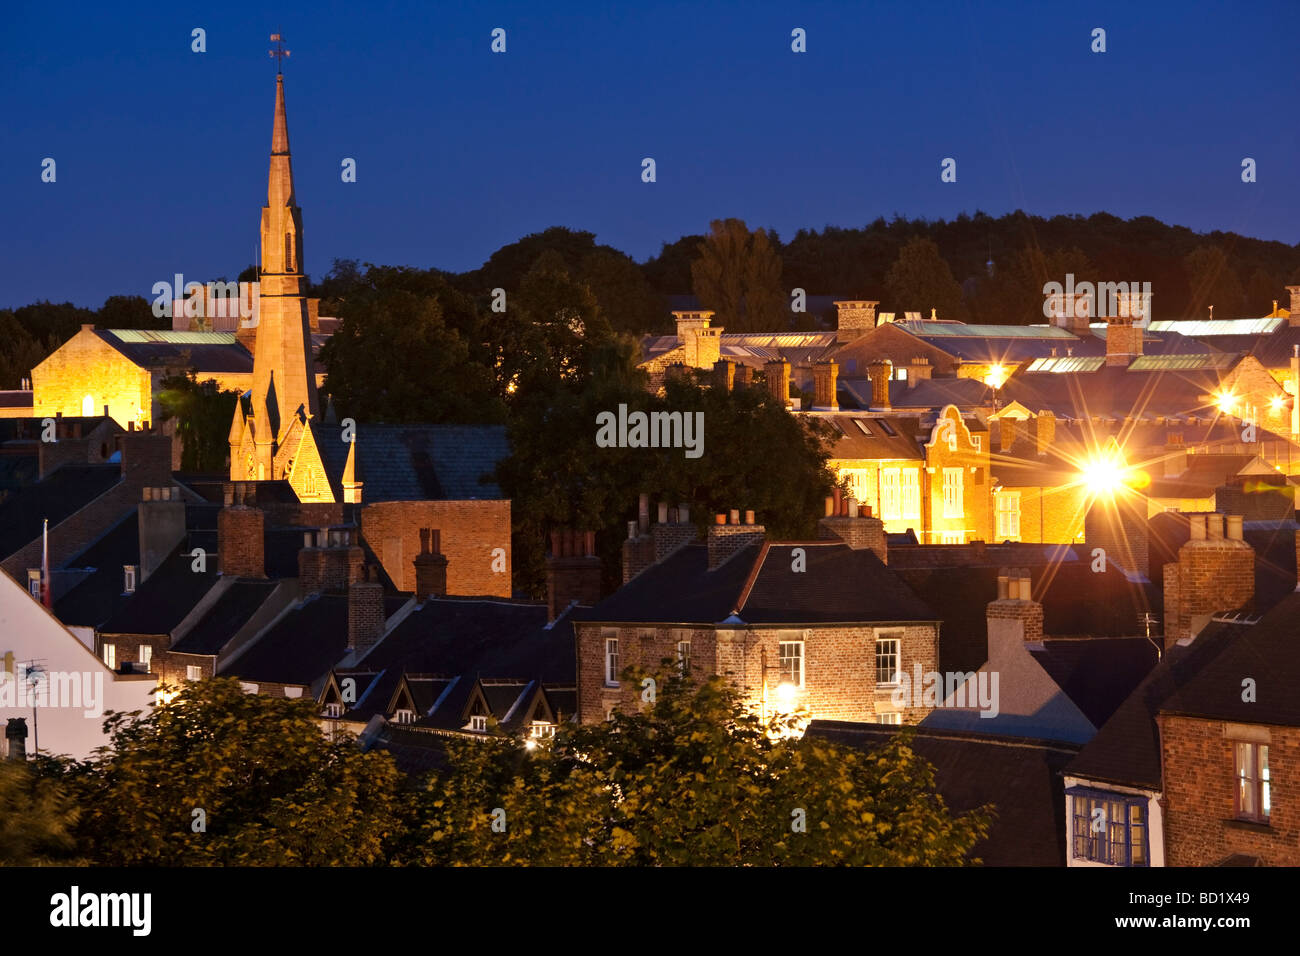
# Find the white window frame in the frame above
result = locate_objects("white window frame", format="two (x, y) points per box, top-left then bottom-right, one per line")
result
(900, 469), (920, 520)
(677, 640), (691, 674)
(123, 564), (137, 594)
(394, 708), (416, 725)
(875, 633), (902, 685)
(877, 711), (902, 726)
(27, 570), (41, 601)
(881, 469), (901, 520)
(186, 665), (203, 681)
(604, 636), (621, 687)
(530, 720), (555, 739)
(1234, 741), (1270, 823)
(778, 640), (805, 689)
(138, 644), (152, 672)
(843, 468), (870, 503)
(996, 491), (1021, 540)
(102, 643), (116, 670)
(942, 467), (964, 518)
(469, 714), (487, 732)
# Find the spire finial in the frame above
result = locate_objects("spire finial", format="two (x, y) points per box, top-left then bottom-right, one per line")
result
(269, 32), (290, 74)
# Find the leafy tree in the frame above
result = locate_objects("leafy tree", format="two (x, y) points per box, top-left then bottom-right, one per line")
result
(66, 678), (406, 866)
(97, 294), (159, 330)
(319, 289), (505, 424)
(1185, 245), (1246, 319)
(969, 246), (1093, 324)
(884, 237), (969, 321)
(157, 372), (239, 472)
(578, 248), (669, 335)
(412, 670), (991, 866)
(0, 758), (80, 865)
(0, 309), (49, 389)
(691, 219), (787, 332)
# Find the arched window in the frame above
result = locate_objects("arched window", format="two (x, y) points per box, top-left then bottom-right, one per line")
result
(82, 394), (94, 417)
(285, 233), (295, 272)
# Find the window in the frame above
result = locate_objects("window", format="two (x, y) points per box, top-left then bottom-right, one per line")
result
(972, 435), (983, 452)
(896, 367), (908, 381)
(27, 570), (41, 601)
(940, 531), (965, 544)
(900, 469), (920, 520)
(996, 491), (1021, 540)
(394, 708), (416, 725)
(123, 564), (137, 594)
(677, 640), (691, 674)
(469, 714), (487, 732)
(304, 467), (316, 496)
(138, 644), (152, 672)
(1070, 790), (1149, 866)
(604, 637), (621, 686)
(186, 665), (203, 681)
(880, 469), (901, 520)
(874, 419), (897, 437)
(877, 712), (902, 726)
(530, 720), (555, 739)
(942, 467), (964, 518)
(324, 702), (343, 718)
(851, 419), (872, 436)
(843, 468), (869, 503)
(778, 641), (804, 688)
(1235, 742), (1270, 822)
(876, 635), (901, 685)
(102, 643), (116, 670)
(82, 394), (95, 417)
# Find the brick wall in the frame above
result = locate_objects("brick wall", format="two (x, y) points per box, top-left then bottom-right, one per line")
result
(32, 328), (154, 426)
(1164, 525), (1254, 647)
(360, 499), (511, 597)
(817, 514), (888, 562)
(706, 523), (765, 570)
(218, 506), (265, 578)
(986, 598), (1044, 644)
(1158, 715), (1300, 866)
(347, 575), (385, 655)
(575, 621), (939, 725)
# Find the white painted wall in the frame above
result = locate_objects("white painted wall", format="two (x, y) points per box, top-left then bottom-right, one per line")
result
(0, 568), (156, 761)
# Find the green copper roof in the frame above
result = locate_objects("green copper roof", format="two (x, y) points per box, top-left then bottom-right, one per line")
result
(898, 321), (1078, 339)
(106, 330), (240, 344)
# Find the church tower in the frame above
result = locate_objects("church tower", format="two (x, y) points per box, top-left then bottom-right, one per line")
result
(235, 69), (320, 480)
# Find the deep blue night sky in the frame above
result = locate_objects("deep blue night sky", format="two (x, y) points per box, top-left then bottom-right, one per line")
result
(2, 0), (1297, 308)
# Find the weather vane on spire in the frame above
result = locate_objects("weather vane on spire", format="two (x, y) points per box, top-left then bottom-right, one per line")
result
(269, 32), (290, 73)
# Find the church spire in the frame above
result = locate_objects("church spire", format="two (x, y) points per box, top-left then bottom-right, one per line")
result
(240, 55), (320, 483)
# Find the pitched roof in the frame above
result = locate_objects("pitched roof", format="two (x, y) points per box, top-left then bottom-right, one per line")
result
(51, 512), (141, 628)
(98, 545), (220, 636)
(171, 579), (280, 655)
(314, 424), (508, 501)
(95, 329), (255, 374)
(806, 722), (1080, 866)
(816, 413), (924, 460)
(0, 464), (122, 558)
(586, 540), (936, 626)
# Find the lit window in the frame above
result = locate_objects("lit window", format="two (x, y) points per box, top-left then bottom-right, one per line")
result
(102, 643), (116, 670)
(852, 419), (872, 436)
(996, 491), (1021, 540)
(304, 467), (316, 496)
(881, 469), (900, 520)
(677, 640), (691, 674)
(1070, 790), (1149, 866)
(875, 635), (901, 685)
(138, 644), (152, 673)
(324, 702), (343, 718)
(940, 531), (965, 544)
(1235, 742), (1270, 823)
(942, 467), (964, 518)
(27, 570), (41, 601)
(972, 435), (983, 452)
(605, 637), (621, 686)
(394, 708), (416, 725)
(530, 720), (555, 739)
(123, 564), (137, 594)
(469, 714), (487, 732)
(778, 641), (804, 688)
(900, 469), (920, 520)
(877, 711), (902, 726)
(896, 368), (908, 381)
(186, 665), (203, 681)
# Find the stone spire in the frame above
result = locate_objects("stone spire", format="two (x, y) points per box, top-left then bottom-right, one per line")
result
(246, 73), (319, 480)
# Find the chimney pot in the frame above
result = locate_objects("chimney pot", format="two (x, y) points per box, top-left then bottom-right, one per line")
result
(627, 520), (638, 540)
(1226, 515), (1243, 541)
(846, 498), (858, 518)
(1207, 514), (1224, 539)
(678, 503), (690, 524)
(824, 496), (835, 517)
(1189, 514), (1206, 540)
(715, 513), (726, 525)
(658, 502), (669, 524)
(730, 509), (740, 525)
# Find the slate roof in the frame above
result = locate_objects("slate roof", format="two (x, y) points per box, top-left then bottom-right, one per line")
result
(95, 329), (254, 374)
(806, 722), (1080, 866)
(314, 424), (508, 501)
(999, 365), (1232, 421)
(586, 541), (936, 626)
(1029, 638), (1161, 730)
(1147, 513), (1298, 616)
(98, 545), (220, 636)
(222, 593), (411, 686)
(51, 512), (141, 628)
(1064, 618), (1246, 790)
(0, 464), (121, 558)
(171, 579), (280, 655)
(817, 413), (924, 460)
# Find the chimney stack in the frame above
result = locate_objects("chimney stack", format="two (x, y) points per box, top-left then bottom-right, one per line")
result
(987, 567), (1043, 644)
(811, 360), (839, 411)
(867, 359), (893, 410)
(298, 525), (365, 596)
(765, 359), (792, 409)
(834, 300), (879, 343)
(413, 528), (449, 602)
(138, 486), (185, 582)
(735, 364), (753, 388)
(217, 482), (265, 578)
(713, 359), (736, 392)
(707, 510), (765, 570)
(1162, 513), (1254, 649)
(348, 565), (387, 658)
(818, 495), (888, 563)
(546, 529), (601, 620)
(1032, 412), (1055, 456)
(5, 718), (28, 762)
(1104, 300), (1146, 367)
(651, 501), (697, 562)
(1286, 286), (1300, 328)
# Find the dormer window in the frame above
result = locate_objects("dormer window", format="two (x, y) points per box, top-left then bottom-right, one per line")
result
(27, 570), (41, 601)
(530, 720), (555, 739)
(324, 702), (343, 719)
(469, 715), (488, 733)
(123, 564), (138, 594)
(393, 708), (415, 725)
